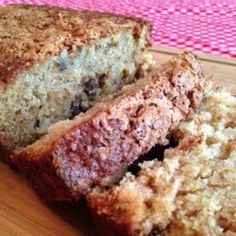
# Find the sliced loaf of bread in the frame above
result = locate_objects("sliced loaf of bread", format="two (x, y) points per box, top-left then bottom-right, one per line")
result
(13, 52), (207, 201)
(0, 5), (151, 159)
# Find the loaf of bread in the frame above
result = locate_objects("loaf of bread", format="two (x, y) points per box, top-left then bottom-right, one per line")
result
(0, 4), (151, 160)
(87, 87), (236, 236)
(13, 52), (207, 201)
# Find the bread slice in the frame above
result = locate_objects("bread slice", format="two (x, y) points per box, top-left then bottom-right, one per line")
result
(13, 52), (207, 201)
(0, 5), (151, 157)
(87, 87), (236, 236)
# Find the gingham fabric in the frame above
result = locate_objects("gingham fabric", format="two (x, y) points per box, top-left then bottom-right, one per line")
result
(1, 0), (236, 57)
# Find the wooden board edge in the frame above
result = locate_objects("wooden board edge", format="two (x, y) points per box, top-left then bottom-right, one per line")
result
(148, 46), (236, 66)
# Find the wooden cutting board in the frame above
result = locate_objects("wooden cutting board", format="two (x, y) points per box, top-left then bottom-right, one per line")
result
(0, 46), (235, 236)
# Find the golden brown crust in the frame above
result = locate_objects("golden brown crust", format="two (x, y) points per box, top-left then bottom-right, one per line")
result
(0, 4), (151, 86)
(13, 52), (207, 201)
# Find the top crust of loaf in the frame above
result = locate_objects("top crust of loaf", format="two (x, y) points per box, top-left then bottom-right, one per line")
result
(0, 4), (151, 86)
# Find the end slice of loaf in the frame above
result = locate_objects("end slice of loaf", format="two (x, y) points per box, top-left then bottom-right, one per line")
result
(87, 88), (236, 236)
(0, 4), (151, 158)
(13, 52), (207, 201)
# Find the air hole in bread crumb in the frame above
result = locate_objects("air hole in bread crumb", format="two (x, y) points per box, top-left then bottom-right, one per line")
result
(34, 119), (40, 128)
(148, 228), (161, 236)
(128, 136), (178, 176)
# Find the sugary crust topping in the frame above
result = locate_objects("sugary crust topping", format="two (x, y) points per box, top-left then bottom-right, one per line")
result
(0, 4), (151, 85)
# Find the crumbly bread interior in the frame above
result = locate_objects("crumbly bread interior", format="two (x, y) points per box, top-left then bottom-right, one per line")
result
(87, 87), (236, 236)
(0, 31), (150, 152)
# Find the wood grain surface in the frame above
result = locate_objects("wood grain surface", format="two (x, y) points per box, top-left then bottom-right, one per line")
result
(0, 47), (235, 236)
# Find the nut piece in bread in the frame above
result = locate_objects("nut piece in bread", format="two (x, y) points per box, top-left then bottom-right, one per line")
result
(87, 87), (236, 236)
(13, 52), (207, 201)
(0, 4), (151, 157)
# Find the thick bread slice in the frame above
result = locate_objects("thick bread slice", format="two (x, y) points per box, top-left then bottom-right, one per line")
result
(13, 52), (207, 201)
(87, 88), (236, 236)
(0, 4), (151, 157)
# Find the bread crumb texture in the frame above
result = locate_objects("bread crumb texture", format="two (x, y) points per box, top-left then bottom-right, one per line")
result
(0, 4), (150, 84)
(87, 88), (236, 236)
(0, 5), (151, 152)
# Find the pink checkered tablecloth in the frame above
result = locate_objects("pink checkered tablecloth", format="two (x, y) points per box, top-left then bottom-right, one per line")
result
(1, 0), (236, 58)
